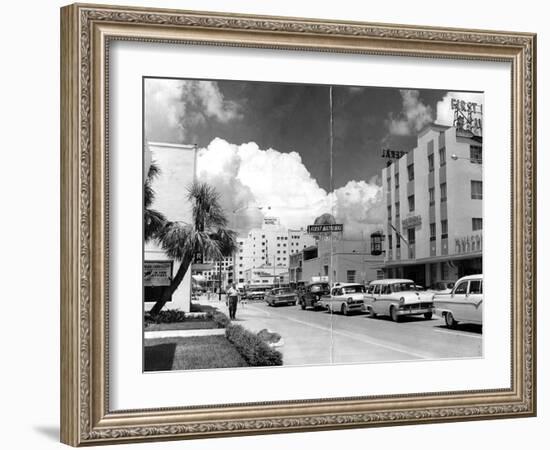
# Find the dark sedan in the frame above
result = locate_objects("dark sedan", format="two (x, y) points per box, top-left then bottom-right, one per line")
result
(265, 288), (298, 306)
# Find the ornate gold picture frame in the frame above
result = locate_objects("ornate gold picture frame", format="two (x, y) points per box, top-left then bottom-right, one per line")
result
(60, 3), (536, 446)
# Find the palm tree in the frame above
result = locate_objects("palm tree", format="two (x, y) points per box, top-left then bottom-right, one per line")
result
(148, 181), (238, 316)
(144, 161), (166, 242)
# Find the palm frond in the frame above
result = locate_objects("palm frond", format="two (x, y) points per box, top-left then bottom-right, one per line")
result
(144, 208), (166, 242)
(187, 181), (228, 230)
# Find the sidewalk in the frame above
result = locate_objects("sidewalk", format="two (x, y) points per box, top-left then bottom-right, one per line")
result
(144, 328), (225, 339)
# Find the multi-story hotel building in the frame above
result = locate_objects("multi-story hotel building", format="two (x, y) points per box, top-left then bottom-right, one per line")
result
(234, 217), (315, 284)
(382, 124), (483, 287)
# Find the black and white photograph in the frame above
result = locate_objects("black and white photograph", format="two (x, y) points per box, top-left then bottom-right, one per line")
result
(143, 77), (484, 372)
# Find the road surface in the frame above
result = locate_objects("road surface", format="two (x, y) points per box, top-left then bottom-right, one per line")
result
(209, 298), (482, 366)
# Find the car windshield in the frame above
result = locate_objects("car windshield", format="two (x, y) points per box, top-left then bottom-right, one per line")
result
(273, 288), (292, 295)
(391, 282), (416, 292)
(311, 284), (328, 292)
(342, 285), (365, 294)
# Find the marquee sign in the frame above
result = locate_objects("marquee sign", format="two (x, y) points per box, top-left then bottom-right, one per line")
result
(307, 224), (344, 233)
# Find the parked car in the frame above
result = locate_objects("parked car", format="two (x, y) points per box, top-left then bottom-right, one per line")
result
(427, 280), (456, 294)
(244, 287), (269, 300)
(298, 282), (330, 310)
(364, 279), (435, 322)
(434, 274), (483, 327)
(265, 287), (298, 306)
(319, 283), (367, 315)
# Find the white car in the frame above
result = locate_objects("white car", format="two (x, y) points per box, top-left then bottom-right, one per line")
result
(364, 279), (435, 322)
(319, 283), (367, 315)
(434, 274), (483, 327)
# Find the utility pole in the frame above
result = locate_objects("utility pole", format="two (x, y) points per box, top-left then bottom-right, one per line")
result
(218, 260), (222, 301)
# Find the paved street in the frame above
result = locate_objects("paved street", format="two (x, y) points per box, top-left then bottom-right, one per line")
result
(200, 297), (483, 366)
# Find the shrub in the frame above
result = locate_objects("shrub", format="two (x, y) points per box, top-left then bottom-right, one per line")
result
(212, 310), (231, 329)
(145, 309), (186, 324)
(225, 324), (283, 366)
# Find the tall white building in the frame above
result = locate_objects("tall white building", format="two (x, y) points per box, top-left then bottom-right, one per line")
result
(234, 217), (315, 284)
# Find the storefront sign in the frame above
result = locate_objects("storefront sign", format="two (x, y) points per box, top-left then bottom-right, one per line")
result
(144, 261), (173, 286)
(402, 215), (422, 228)
(307, 224), (343, 233)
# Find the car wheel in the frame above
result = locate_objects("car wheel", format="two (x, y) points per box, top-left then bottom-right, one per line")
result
(424, 312), (433, 320)
(390, 306), (401, 322)
(300, 301), (306, 310)
(368, 307), (377, 318)
(326, 304), (332, 313)
(445, 312), (457, 328)
(341, 304), (349, 316)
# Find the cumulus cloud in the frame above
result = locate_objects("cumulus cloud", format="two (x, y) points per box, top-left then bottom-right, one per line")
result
(196, 138), (384, 238)
(435, 91), (484, 128)
(144, 79), (242, 143)
(388, 90), (434, 136)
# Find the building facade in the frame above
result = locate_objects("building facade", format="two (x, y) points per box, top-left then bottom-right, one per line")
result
(381, 124), (483, 287)
(144, 142), (197, 312)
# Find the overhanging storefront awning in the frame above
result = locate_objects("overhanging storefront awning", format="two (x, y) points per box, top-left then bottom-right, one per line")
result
(383, 251), (482, 268)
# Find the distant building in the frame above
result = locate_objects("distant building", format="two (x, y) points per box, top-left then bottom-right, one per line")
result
(381, 124), (483, 287)
(234, 217), (315, 284)
(244, 266), (288, 286)
(300, 239), (384, 285)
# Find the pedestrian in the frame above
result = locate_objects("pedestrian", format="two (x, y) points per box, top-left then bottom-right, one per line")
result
(226, 283), (240, 320)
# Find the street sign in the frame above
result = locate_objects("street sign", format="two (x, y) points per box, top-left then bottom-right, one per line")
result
(307, 224), (343, 233)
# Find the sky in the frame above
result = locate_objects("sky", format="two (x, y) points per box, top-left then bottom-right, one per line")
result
(144, 78), (483, 238)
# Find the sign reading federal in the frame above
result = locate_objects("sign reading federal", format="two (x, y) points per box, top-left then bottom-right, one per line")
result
(307, 224), (344, 233)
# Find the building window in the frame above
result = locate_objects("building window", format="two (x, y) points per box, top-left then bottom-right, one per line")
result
(428, 154), (434, 172)
(395, 202), (400, 220)
(323, 265), (329, 276)
(470, 145), (483, 164)
(439, 147), (446, 166)
(388, 234), (393, 250)
(430, 223), (436, 241)
(471, 180), (483, 199)
(387, 176), (391, 190)
(394, 173), (399, 188)
(407, 164), (414, 181)
(407, 228), (416, 245)
(408, 195), (415, 212)
(429, 187), (435, 205)
(395, 232), (401, 248)
(346, 270), (356, 283)
(440, 182), (447, 202)
(441, 219), (448, 239)
(387, 205), (392, 222)
(472, 218), (483, 231)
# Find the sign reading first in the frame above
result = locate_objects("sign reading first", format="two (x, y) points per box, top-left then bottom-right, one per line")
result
(307, 224), (344, 233)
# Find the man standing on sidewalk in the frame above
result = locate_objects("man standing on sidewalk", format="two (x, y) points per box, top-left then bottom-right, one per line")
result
(226, 283), (240, 320)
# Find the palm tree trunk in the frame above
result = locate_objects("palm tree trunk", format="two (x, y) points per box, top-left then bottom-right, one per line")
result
(149, 254), (193, 316)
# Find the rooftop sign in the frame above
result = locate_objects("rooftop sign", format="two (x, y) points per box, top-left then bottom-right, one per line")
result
(451, 98), (483, 136)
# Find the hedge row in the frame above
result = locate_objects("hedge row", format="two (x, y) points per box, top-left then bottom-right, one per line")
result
(225, 324), (283, 366)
